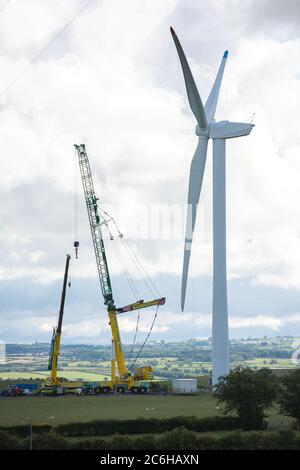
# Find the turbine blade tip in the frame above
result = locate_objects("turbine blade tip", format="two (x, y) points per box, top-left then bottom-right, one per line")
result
(223, 50), (229, 58)
(170, 26), (175, 35)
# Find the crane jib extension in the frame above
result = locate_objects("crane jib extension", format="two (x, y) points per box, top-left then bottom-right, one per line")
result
(75, 143), (166, 389)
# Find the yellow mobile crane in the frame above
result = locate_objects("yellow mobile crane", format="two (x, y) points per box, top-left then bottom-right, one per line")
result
(75, 144), (166, 393)
(41, 255), (81, 395)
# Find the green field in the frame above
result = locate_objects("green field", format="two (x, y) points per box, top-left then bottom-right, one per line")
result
(0, 395), (215, 426)
(0, 394), (294, 429)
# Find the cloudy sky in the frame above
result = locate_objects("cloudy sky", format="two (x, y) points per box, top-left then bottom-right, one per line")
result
(1, 0), (300, 344)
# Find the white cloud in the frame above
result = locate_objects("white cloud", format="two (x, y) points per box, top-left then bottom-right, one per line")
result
(2, 0), (300, 341)
(38, 321), (55, 333)
(229, 315), (283, 331)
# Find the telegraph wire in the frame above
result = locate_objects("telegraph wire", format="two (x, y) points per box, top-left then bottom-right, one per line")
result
(0, 0), (95, 98)
(0, 0), (11, 14)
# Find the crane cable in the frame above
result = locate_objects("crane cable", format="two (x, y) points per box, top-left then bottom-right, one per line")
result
(121, 238), (159, 298)
(76, 194), (161, 363)
(128, 304), (159, 371)
(105, 223), (141, 301)
(102, 215), (162, 362)
(99, 208), (158, 298)
(113, 225), (161, 363)
(127, 308), (140, 363)
(103, 221), (143, 364)
(108, 215), (161, 298)
(74, 147), (79, 243)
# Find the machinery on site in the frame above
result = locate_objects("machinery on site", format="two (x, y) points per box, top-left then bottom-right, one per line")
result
(41, 254), (82, 395)
(1, 383), (39, 397)
(2, 384), (23, 397)
(75, 144), (166, 393)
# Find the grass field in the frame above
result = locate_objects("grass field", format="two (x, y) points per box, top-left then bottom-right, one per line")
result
(243, 358), (295, 368)
(0, 394), (295, 429)
(0, 395), (216, 426)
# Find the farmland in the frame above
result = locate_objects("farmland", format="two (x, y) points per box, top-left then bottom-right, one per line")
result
(0, 336), (299, 449)
(1, 336), (299, 385)
(0, 394), (295, 429)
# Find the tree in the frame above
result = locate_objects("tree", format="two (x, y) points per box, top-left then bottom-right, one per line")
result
(213, 366), (277, 430)
(277, 369), (300, 429)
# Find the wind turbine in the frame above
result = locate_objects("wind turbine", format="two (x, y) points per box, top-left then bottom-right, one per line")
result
(170, 27), (254, 385)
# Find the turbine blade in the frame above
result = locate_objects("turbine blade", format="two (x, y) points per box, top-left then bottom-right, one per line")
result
(170, 27), (208, 129)
(181, 137), (208, 311)
(204, 50), (228, 122)
(181, 247), (192, 313)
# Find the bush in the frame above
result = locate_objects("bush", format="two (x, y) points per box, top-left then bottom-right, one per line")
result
(0, 431), (21, 450)
(241, 432), (270, 450)
(130, 434), (157, 450)
(70, 438), (107, 450)
(31, 432), (69, 450)
(215, 432), (244, 450)
(273, 430), (298, 450)
(277, 369), (300, 427)
(109, 435), (136, 450)
(196, 435), (216, 450)
(2, 428), (300, 450)
(157, 427), (199, 450)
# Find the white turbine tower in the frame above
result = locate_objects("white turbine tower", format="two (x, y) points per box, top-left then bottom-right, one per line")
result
(170, 27), (254, 385)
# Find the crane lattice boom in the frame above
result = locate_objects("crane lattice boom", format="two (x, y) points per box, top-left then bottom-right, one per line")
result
(75, 144), (114, 309)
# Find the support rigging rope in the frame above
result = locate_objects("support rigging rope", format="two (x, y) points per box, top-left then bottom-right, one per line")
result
(128, 304), (159, 371)
(102, 214), (161, 366)
(74, 191), (161, 368)
(121, 238), (159, 298)
(127, 309), (140, 363)
(106, 223), (141, 301)
(98, 208), (154, 299)
(74, 147), (78, 243)
(108, 216), (161, 298)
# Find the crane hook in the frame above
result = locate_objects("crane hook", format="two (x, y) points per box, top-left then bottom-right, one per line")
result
(74, 241), (80, 259)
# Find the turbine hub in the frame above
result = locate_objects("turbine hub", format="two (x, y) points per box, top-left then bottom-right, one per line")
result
(195, 124), (209, 137)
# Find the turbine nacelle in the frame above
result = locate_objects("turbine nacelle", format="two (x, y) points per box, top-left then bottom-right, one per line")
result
(195, 122), (254, 139)
(209, 121), (254, 139)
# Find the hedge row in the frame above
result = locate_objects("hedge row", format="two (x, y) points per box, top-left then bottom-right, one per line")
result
(56, 416), (241, 436)
(0, 424), (52, 438)
(1, 428), (300, 450)
(0, 416), (241, 438)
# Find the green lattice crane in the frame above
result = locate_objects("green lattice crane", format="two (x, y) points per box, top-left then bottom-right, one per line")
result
(75, 144), (165, 393)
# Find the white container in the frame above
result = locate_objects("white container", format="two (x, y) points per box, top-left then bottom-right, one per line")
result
(172, 379), (198, 394)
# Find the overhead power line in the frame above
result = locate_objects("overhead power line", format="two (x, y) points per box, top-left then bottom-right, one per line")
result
(0, 0), (95, 98)
(0, 0), (11, 14)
